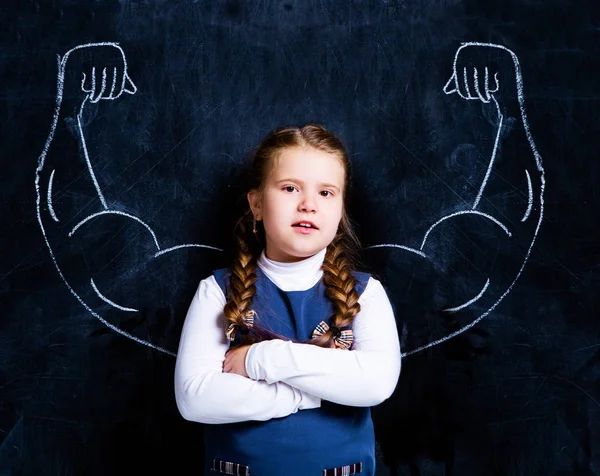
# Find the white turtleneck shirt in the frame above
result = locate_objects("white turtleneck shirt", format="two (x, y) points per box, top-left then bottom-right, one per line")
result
(174, 248), (401, 424)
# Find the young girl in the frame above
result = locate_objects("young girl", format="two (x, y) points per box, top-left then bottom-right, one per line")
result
(174, 123), (401, 476)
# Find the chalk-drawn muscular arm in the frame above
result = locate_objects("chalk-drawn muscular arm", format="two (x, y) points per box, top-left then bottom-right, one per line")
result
(34, 43), (168, 348)
(373, 43), (545, 357)
(36, 43), (222, 356)
(35, 43), (222, 356)
(422, 43), (544, 352)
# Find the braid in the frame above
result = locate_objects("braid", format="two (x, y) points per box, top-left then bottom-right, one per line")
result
(223, 215), (259, 346)
(312, 233), (361, 348)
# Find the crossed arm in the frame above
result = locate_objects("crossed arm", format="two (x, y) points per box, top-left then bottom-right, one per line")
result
(174, 275), (401, 424)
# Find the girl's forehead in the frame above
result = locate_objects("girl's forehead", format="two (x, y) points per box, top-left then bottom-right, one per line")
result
(269, 146), (346, 182)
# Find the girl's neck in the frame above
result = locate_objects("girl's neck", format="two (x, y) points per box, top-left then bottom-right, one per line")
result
(257, 247), (327, 292)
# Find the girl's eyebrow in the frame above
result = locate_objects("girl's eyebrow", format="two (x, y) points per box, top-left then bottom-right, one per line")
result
(275, 178), (341, 192)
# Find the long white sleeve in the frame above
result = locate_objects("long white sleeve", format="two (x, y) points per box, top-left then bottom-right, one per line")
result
(174, 276), (321, 424)
(245, 277), (401, 407)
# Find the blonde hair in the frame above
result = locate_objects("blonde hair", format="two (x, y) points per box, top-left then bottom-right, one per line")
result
(224, 123), (361, 348)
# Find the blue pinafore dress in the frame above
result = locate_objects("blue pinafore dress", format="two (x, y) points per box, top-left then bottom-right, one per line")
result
(203, 266), (375, 476)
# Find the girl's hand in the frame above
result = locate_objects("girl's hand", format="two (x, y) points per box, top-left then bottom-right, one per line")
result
(223, 345), (251, 378)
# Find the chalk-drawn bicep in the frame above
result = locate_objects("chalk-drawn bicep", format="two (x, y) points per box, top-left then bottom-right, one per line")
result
(420, 211), (514, 292)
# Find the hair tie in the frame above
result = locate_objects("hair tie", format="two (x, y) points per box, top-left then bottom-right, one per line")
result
(311, 320), (353, 350)
(225, 310), (256, 341)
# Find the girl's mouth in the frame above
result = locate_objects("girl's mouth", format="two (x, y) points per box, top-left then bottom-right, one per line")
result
(292, 221), (318, 230)
(292, 221), (318, 233)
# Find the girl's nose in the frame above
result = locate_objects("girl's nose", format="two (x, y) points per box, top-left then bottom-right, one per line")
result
(298, 194), (317, 212)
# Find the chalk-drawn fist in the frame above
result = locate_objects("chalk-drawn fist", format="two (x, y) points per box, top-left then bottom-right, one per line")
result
(59, 42), (137, 103)
(443, 42), (518, 104)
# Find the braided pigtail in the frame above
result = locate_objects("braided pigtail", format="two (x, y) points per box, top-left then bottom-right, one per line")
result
(223, 215), (260, 346)
(312, 231), (362, 349)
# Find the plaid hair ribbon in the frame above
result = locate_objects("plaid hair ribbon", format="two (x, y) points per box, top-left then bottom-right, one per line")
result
(311, 321), (353, 350)
(225, 309), (256, 341)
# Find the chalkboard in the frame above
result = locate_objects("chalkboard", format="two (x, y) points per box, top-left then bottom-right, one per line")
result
(2, 1), (599, 475)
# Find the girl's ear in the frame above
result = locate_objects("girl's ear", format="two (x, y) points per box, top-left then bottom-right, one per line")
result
(247, 190), (262, 220)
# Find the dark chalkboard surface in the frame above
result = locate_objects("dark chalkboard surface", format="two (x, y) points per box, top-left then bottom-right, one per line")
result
(2, 1), (599, 475)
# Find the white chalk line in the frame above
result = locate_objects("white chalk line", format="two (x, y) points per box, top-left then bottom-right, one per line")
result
(472, 96), (503, 209)
(35, 55), (64, 182)
(463, 67), (473, 99)
(442, 278), (490, 313)
(472, 68), (489, 103)
(91, 278), (139, 312)
(154, 243), (224, 258)
(109, 67), (117, 98)
(420, 210), (511, 251)
(67, 210), (161, 250)
(48, 169), (59, 222)
(77, 97), (108, 209)
(364, 244), (427, 258)
(521, 169), (533, 222)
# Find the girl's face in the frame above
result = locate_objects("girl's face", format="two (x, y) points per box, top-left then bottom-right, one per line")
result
(248, 146), (345, 263)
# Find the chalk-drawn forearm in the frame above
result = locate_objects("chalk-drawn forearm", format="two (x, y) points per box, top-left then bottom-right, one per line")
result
(444, 42), (543, 220)
(37, 43), (138, 225)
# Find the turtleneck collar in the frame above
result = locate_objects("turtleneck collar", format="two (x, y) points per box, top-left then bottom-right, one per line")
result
(257, 247), (327, 292)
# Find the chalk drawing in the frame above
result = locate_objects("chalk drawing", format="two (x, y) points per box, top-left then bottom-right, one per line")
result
(91, 278), (139, 313)
(48, 169), (59, 222)
(368, 42), (545, 357)
(366, 243), (427, 258)
(420, 210), (512, 250)
(76, 97), (107, 209)
(154, 243), (224, 258)
(442, 279), (490, 313)
(35, 43), (221, 356)
(36, 41), (545, 359)
(522, 169), (533, 222)
(68, 210), (161, 250)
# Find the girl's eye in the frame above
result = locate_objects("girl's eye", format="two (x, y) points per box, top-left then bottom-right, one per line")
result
(320, 190), (334, 197)
(283, 186), (297, 193)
